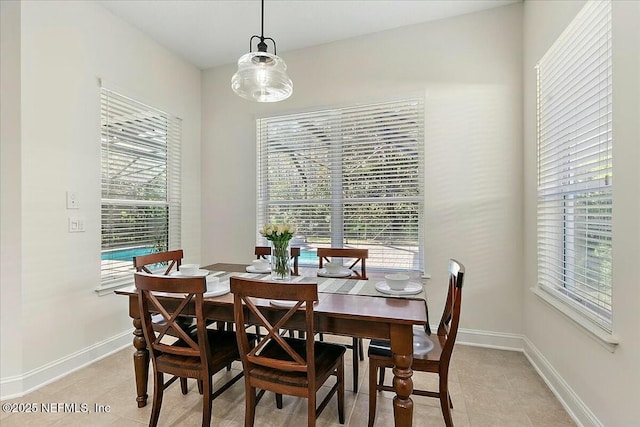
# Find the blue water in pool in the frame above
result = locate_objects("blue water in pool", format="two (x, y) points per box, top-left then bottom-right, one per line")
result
(101, 246), (154, 261)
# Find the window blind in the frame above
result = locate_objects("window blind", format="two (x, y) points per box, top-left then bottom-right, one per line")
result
(257, 99), (424, 270)
(536, 0), (612, 331)
(100, 88), (182, 289)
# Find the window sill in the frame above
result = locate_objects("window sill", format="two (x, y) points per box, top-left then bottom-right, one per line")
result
(95, 279), (133, 296)
(530, 286), (619, 352)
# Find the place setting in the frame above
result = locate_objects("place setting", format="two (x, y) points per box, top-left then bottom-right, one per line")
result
(375, 273), (423, 296)
(203, 275), (230, 297)
(170, 263), (210, 277)
(166, 263), (230, 297)
(245, 259), (271, 274)
(317, 261), (353, 278)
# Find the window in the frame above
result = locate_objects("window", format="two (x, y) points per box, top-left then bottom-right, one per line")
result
(536, 0), (612, 332)
(100, 88), (182, 290)
(257, 98), (424, 271)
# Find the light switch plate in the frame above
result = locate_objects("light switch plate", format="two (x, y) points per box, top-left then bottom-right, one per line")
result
(66, 191), (79, 209)
(69, 217), (85, 232)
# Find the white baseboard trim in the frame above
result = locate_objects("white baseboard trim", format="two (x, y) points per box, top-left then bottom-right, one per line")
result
(455, 327), (525, 351)
(0, 329), (133, 401)
(522, 336), (603, 427)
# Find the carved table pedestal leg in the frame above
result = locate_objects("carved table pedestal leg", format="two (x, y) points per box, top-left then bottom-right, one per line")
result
(132, 317), (149, 408)
(390, 324), (414, 427)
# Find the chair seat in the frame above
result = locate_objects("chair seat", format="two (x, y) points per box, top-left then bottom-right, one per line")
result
(250, 338), (346, 388)
(368, 327), (441, 362)
(158, 330), (251, 376)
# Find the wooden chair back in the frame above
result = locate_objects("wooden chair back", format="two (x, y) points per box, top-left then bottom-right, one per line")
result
(317, 247), (368, 279)
(133, 249), (184, 275)
(230, 276), (318, 382)
(134, 273), (210, 374)
(254, 246), (301, 276)
(438, 259), (465, 360)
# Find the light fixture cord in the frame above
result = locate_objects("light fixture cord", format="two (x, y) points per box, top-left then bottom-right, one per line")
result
(261, 0), (264, 39)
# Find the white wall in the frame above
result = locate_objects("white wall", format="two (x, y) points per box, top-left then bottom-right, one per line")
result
(0, 0), (202, 398)
(202, 4), (524, 338)
(523, 1), (640, 426)
(1, 0), (23, 383)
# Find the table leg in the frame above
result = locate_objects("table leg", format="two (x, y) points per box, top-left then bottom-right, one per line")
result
(132, 317), (149, 408)
(390, 324), (414, 427)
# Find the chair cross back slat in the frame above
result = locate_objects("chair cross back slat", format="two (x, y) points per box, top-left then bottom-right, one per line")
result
(231, 277), (318, 373)
(133, 249), (184, 276)
(242, 296), (307, 369)
(145, 291), (199, 353)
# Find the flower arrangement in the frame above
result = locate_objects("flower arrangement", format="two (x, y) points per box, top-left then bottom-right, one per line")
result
(260, 223), (296, 280)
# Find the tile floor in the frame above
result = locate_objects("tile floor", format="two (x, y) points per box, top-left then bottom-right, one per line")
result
(1, 337), (575, 426)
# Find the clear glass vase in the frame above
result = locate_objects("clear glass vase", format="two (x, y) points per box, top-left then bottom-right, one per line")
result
(270, 240), (291, 281)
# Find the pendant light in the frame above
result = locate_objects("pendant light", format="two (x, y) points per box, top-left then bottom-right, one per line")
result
(231, 0), (293, 102)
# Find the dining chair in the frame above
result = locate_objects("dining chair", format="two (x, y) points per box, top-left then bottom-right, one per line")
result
(317, 247), (368, 279)
(134, 273), (253, 427)
(133, 249), (195, 394)
(255, 245), (301, 276)
(367, 259), (465, 427)
(316, 247), (368, 392)
(230, 276), (346, 427)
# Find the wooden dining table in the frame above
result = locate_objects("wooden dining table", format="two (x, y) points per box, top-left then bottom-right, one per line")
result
(116, 263), (428, 427)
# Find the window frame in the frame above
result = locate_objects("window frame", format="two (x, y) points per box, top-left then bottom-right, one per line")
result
(98, 87), (182, 293)
(256, 98), (425, 272)
(534, 0), (615, 339)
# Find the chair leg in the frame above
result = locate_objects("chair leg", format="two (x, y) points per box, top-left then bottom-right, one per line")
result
(337, 359), (345, 424)
(439, 373), (453, 427)
(275, 393), (283, 409)
(352, 337), (359, 393)
(180, 377), (188, 395)
(308, 388), (316, 427)
(368, 361), (378, 427)
(358, 338), (364, 361)
(149, 372), (164, 427)
(202, 375), (213, 427)
(245, 385), (256, 427)
(198, 379), (203, 395)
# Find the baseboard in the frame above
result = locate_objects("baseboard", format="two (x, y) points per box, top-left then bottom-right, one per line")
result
(0, 329), (133, 400)
(455, 327), (525, 351)
(522, 336), (603, 427)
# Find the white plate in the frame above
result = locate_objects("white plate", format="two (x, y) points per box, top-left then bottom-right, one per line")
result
(203, 282), (230, 298)
(317, 268), (353, 278)
(375, 281), (423, 296)
(170, 269), (210, 277)
(269, 300), (304, 308)
(246, 265), (271, 274)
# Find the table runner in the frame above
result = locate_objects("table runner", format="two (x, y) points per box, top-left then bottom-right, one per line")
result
(209, 270), (431, 333)
(206, 270), (426, 301)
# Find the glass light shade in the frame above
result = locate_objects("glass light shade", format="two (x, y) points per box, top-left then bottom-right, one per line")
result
(231, 51), (293, 102)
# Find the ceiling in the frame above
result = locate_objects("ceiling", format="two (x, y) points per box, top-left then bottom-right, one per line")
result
(98, 0), (519, 70)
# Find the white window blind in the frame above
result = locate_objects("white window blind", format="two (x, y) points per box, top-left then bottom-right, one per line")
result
(257, 98), (424, 270)
(536, 0), (612, 331)
(100, 88), (182, 290)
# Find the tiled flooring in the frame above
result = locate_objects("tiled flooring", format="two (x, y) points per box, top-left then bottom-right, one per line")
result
(1, 338), (575, 426)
